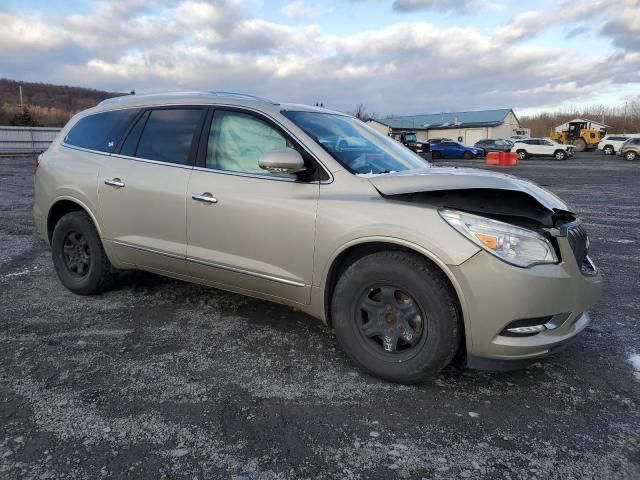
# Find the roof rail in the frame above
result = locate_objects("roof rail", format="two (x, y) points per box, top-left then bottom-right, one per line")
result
(98, 90), (278, 107)
(208, 90), (278, 104)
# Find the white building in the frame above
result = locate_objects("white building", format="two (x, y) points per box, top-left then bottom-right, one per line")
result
(367, 109), (525, 145)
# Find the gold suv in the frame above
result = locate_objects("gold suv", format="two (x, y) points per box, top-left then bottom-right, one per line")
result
(33, 92), (602, 383)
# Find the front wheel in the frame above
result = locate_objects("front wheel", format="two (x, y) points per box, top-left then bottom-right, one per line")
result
(603, 145), (614, 155)
(463, 151), (473, 160)
(625, 151), (638, 161)
(331, 251), (462, 384)
(516, 149), (527, 160)
(554, 150), (568, 161)
(51, 211), (115, 295)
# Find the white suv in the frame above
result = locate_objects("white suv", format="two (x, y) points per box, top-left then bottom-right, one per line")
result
(511, 138), (575, 161)
(598, 134), (640, 155)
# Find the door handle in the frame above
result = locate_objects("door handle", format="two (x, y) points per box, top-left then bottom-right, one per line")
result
(104, 178), (125, 188)
(192, 193), (218, 204)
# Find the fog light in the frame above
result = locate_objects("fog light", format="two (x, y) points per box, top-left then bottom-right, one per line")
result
(506, 324), (547, 335)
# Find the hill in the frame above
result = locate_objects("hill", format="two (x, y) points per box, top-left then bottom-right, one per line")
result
(0, 78), (125, 127)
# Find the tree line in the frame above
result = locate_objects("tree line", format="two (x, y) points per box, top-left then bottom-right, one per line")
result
(0, 78), (124, 127)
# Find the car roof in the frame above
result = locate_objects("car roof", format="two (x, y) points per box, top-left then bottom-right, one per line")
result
(90, 91), (348, 117)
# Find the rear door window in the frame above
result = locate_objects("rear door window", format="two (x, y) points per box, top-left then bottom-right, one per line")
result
(124, 108), (204, 165)
(64, 109), (139, 153)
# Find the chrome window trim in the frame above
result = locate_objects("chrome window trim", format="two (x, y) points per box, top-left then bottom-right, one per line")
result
(110, 152), (194, 170)
(192, 166), (299, 183)
(111, 240), (306, 287)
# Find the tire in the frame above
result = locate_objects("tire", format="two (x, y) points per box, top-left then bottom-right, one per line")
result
(516, 149), (527, 160)
(331, 251), (462, 384)
(431, 151), (441, 160)
(554, 150), (568, 161)
(624, 151), (638, 161)
(463, 151), (472, 160)
(572, 138), (587, 152)
(51, 211), (115, 295)
(603, 145), (614, 155)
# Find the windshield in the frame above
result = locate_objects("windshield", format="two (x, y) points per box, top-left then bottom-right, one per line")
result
(282, 111), (430, 175)
(404, 133), (417, 142)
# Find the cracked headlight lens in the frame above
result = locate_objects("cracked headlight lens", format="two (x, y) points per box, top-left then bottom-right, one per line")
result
(439, 209), (558, 268)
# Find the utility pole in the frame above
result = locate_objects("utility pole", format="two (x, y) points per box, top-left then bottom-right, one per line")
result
(19, 85), (24, 109)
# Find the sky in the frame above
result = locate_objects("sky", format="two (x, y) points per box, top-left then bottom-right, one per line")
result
(0, 0), (639, 116)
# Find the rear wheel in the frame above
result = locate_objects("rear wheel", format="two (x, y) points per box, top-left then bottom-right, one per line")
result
(603, 145), (614, 155)
(331, 251), (462, 384)
(431, 151), (441, 160)
(51, 211), (114, 295)
(554, 150), (568, 161)
(516, 149), (528, 160)
(572, 138), (587, 152)
(624, 151), (638, 161)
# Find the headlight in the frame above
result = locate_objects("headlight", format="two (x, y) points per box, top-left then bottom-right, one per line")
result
(439, 209), (558, 268)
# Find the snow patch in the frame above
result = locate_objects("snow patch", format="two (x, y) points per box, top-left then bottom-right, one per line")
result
(629, 354), (640, 380)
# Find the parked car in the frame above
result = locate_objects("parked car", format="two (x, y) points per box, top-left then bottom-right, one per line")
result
(34, 91), (601, 384)
(511, 138), (575, 160)
(393, 131), (430, 156)
(618, 137), (640, 161)
(598, 134), (640, 155)
(431, 141), (483, 159)
(474, 138), (513, 153)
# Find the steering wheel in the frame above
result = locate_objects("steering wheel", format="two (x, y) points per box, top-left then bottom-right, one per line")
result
(335, 139), (348, 152)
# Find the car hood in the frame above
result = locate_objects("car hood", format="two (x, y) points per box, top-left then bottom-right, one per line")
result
(367, 167), (569, 211)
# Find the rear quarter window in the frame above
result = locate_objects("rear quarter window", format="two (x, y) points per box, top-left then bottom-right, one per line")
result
(64, 109), (139, 153)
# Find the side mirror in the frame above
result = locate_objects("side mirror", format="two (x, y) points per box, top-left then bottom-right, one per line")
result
(258, 149), (307, 174)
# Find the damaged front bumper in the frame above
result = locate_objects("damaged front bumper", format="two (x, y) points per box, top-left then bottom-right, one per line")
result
(449, 234), (602, 369)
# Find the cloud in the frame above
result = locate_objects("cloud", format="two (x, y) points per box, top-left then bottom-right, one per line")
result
(281, 0), (332, 19)
(599, 0), (640, 51)
(0, 0), (638, 116)
(392, 0), (482, 13)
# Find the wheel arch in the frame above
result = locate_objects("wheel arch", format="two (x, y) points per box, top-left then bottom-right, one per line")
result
(47, 197), (103, 244)
(322, 239), (468, 341)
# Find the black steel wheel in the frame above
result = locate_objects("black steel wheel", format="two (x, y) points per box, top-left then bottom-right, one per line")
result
(463, 151), (472, 160)
(51, 211), (115, 295)
(332, 251), (462, 384)
(355, 285), (427, 360)
(62, 231), (92, 277)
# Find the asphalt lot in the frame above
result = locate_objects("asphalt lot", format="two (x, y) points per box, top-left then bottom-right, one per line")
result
(1, 151), (639, 479)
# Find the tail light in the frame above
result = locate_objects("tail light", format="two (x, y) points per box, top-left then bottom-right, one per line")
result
(35, 154), (43, 172)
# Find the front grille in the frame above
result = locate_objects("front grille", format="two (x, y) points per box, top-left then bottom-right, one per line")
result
(566, 224), (593, 274)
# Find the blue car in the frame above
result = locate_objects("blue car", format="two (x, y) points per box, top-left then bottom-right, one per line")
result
(431, 141), (483, 159)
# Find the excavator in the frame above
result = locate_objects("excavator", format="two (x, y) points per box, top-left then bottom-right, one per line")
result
(549, 120), (604, 152)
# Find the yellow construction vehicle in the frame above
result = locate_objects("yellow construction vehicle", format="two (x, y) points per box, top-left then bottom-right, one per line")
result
(549, 120), (604, 152)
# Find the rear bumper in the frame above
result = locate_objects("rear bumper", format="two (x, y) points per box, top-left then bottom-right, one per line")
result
(449, 239), (602, 365)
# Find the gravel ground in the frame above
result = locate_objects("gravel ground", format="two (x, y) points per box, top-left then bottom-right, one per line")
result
(1, 152), (639, 479)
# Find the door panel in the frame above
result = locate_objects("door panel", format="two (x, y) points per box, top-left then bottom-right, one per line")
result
(186, 171), (318, 303)
(97, 106), (205, 273)
(186, 108), (319, 304)
(98, 157), (191, 273)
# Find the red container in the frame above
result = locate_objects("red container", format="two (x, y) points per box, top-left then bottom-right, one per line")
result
(497, 151), (518, 166)
(485, 152), (499, 166)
